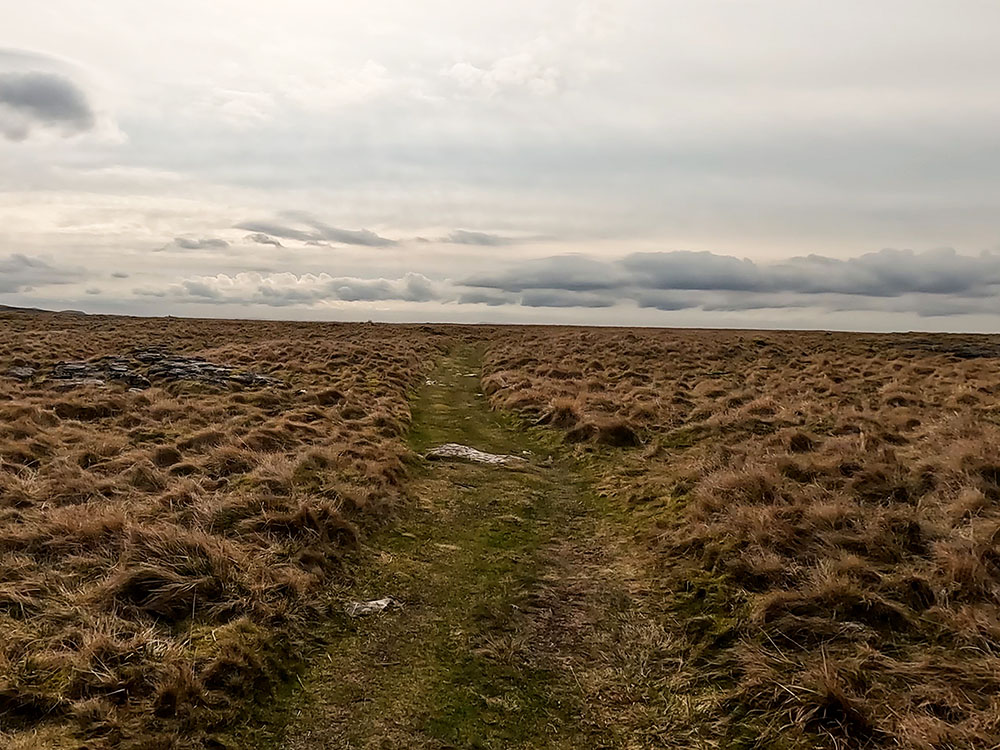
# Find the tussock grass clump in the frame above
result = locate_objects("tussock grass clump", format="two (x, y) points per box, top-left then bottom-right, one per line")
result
(482, 327), (1000, 748)
(0, 311), (450, 748)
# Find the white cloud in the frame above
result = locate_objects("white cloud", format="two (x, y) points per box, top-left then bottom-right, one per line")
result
(151, 271), (439, 307)
(445, 49), (561, 98)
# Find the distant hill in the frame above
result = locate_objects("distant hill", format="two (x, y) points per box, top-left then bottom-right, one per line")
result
(0, 304), (87, 315)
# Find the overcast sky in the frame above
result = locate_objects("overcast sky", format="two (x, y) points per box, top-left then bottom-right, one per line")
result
(3, 1), (1000, 331)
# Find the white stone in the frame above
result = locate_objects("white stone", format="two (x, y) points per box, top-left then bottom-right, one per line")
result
(425, 443), (528, 466)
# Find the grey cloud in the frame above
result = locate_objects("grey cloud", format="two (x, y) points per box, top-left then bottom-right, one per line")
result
(180, 280), (220, 299)
(321, 227), (394, 247)
(157, 236), (231, 252)
(0, 70), (95, 141)
(520, 289), (616, 308)
(332, 274), (435, 303)
(171, 236), (230, 250)
(239, 223), (312, 243)
(463, 254), (629, 292)
(236, 214), (396, 247)
(111, 271), (130, 278)
(457, 290), (517, 306)
(0, 253), (82, 292)
(695, 291), (996, 318)
(467, 248), (1000, 298)
(621, 251), (761, 292)
(633, 291), (698, 311)
(623, 248), (1000, 297)
(244, 232), (283, 247)
(443, 230), (516, 246)
(459, 247), (1000, 316)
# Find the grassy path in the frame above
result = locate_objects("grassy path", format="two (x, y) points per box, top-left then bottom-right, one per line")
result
(237, 348), (682, 749)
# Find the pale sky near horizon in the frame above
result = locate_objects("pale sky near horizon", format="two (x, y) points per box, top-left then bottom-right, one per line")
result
(3, 1), (1000, 331)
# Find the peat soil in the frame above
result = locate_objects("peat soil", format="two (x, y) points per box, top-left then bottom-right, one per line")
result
(232, 349), (684, 749)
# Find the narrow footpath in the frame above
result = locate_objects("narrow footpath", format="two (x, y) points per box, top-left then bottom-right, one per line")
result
(239, 349), (686, 749)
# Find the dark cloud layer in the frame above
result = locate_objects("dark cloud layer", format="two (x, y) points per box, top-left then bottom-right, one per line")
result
(0, 70), (95, 141)
(136, 247), (1000, 319)
(465, 248), (1000, 297)
(622, 249), (1000, 297)
(456, 290), (516, 306)
(244, 232), (283, 247)
(460, 248), (1000, 317)
(158, 236), (230, 252)
(520, 289), (616, 308)
(235, 215), (395, 247)
(463, 254), (629, 292)
(0, 253), (81, 292)
(443, 229), (516, 246)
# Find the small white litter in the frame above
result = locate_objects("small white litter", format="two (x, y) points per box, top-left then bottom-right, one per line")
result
(345, 597), (401, 617)
(425, 443), (528, 466)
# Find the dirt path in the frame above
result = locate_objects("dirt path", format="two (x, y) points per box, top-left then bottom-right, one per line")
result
(236, 349), (686, 749)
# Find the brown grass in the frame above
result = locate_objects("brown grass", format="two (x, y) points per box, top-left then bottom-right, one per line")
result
(0, 311), (451, 748)
(7, 313), (1000, 748)
(482, 327), (1000, 748)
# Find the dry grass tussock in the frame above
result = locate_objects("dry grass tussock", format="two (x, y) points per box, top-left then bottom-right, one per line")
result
(483, 328), (1000, 748)
(0, 311), (451, 748)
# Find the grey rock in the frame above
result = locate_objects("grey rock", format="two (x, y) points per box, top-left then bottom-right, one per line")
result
(55, 377), (106, 390)
(41, 350), (284, 391)
(5, 366), (36, 381)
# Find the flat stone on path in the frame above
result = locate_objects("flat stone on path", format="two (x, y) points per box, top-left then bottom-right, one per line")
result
(344, 597), (401, 617)
(425, 442), (527, 466)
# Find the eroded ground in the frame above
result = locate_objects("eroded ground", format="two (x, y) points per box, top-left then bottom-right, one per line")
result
(236, 350), (681, 749)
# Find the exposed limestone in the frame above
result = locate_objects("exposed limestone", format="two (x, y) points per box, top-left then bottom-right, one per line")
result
(43, 348), (284, 390)
(425, 442), (528, 466)
(345, 597), (401, 617)
(4, 366), (36, 381)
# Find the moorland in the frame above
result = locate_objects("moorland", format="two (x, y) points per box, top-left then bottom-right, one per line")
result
(2, 309), (999, 749)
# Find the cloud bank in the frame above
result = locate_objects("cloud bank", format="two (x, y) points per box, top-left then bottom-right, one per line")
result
(457, 248), (1000, 317)
(126, 247), (1000, 320)
(139, 272), (436, 307)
